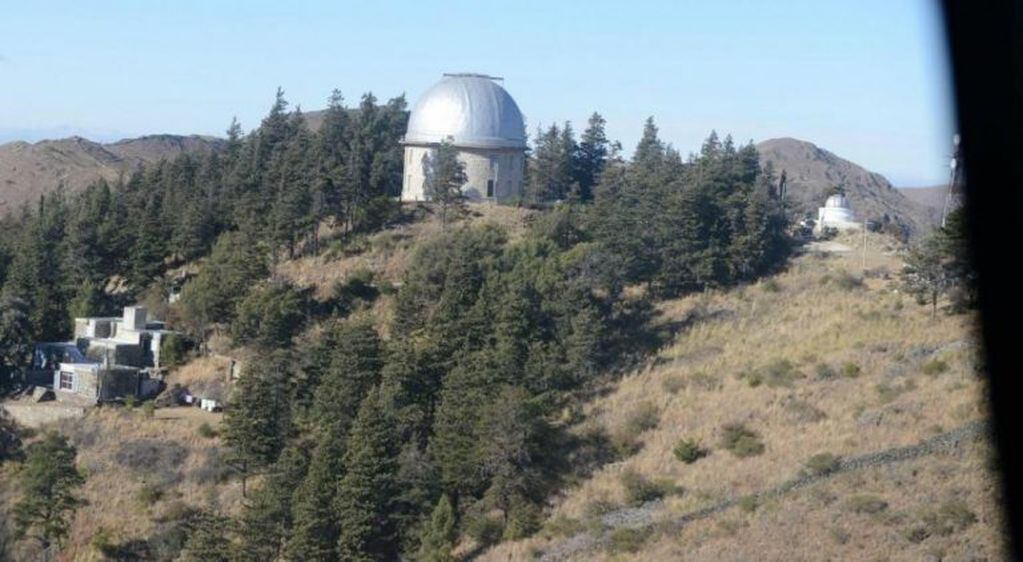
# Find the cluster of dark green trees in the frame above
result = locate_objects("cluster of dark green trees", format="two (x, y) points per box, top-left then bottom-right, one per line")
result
(526, 113), (616, 203)
(0, 428), (85, 560)
(201, 120), (789, 560)
(1, 87), (791, 559)
(902, 207), (976, 315)
(0, 88), (408, 347)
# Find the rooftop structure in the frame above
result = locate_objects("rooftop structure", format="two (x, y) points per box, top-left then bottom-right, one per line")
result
(401, 73), (527, 202)
(28, 305), (174, 405)
(816, 193), (860, 232)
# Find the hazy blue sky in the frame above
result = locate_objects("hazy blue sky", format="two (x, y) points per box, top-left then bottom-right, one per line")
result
(1, 0), (954, 186)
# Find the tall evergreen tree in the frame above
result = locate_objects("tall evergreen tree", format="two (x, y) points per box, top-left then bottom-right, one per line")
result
(179, 509), (232, 562)
(235, 445), (309, 562)
(13, 432), (84, 554)
(417, 495), (457, 562)
(286, 427), (347, 562)
(576, 112), (610, 200)
(423, 138), (468, 226)
(222, 352), (293, 493)
(335, 386), (401, 562)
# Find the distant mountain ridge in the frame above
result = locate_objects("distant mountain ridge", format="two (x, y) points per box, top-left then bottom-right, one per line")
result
(3, 128), (938, 238)
(897, 185), (947, 225)
(0, 134), (224, 212)
(756, 137), (937, 236)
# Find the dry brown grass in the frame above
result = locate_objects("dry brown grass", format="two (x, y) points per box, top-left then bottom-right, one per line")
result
(275, 202), (535, 298)
(482, 235), (1001, 561)
(23, 406), (240, 561)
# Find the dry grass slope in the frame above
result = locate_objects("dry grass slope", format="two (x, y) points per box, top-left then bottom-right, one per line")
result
(483, 232), (1002, 561)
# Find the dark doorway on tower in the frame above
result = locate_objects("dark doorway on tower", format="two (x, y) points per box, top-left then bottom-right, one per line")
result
(487, 179), (494, 198)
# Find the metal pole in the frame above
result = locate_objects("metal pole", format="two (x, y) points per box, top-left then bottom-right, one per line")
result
(862, 219), (867, 271)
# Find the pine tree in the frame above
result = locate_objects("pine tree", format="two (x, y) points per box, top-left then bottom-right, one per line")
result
(179, 509), (232, 562)
(576, 112), (610, 200)
(285, 427), (346, 562)
(222, 352), (293, 493)
(0, 295), (32, 388)
(631, 117), (666, 184)
(417, 495), (457, 562)
(310, 320), (383, 433)
(423, 138), (468, 226)
(335, 386), (401, 561)
(235, 445), (309, 562)
(319, 89), (352, 224)
(13, 432), (85, 554)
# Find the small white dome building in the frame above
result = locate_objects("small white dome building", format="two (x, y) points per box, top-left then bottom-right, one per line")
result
(401, 73), (527, 202)
(816, 194), (860, 232)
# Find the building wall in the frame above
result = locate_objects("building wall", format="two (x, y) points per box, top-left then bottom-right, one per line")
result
(402, 144), (525, 203)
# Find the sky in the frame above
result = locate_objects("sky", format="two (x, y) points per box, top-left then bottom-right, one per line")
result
(0, 0), (954, 186)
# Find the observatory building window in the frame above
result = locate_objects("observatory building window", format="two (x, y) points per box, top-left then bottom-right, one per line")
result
(487, 180), (495, 198)
(59, 371), (73, 390)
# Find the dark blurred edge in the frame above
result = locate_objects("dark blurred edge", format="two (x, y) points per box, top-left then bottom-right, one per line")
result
(941, 0), (1023, 556)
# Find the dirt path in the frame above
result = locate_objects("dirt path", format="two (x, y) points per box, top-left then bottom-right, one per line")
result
(535, 420), (990, 561)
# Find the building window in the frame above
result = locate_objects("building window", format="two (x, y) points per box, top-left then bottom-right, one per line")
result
(59, 371), (73, 390)
(487, 179), (495, 198)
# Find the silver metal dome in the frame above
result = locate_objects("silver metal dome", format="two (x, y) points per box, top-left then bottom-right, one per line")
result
(404, 74), (526, 149)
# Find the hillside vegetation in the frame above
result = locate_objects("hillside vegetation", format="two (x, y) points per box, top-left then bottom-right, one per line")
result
(0, 87), (996, 562)
(482, 232), (1001, 561)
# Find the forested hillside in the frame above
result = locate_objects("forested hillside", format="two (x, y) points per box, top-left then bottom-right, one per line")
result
(0, 87), (797, 560)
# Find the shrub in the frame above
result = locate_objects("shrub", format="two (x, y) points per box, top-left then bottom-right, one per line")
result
(503, 501), (542, 540)
(620, 470), (681, 506)
(607, 527), (653, 554)
(542, 515), (585, 538)
(846, 494), (888, 515)
(624, 402), (660, 435)
(330, 268), (380, 315)
(197, 423), (218, 439)
(465, 515), (504, 547)
(136, 483), (164, 507)
(610, 432), (643, 460)
(672, 438), (709, 464)
(784, 399), (827, 423)
(159, 333), (193, 369)
(720, 423), (765, 458)
(815, 363), (838, 380)
(1, 410), (23, 462)
(741, 359), (798, 388)
(141, 401), (156, 419)
(738, 494), (761, 513)
(841, 362), (862, 378)
(804, 453), (842, 476)
(761, 279), (781, 293)
(583, 498), (618, 518)
(914, 500), (977, 539)
(921, 358), (949, 376)
(661, 374), (686, 394)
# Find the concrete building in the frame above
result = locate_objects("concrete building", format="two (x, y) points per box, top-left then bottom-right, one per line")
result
(401, 73), (527, 203)
(816, 194), (861, 232)
(74, 306), (174, 369)
(27, 306), (174, 404)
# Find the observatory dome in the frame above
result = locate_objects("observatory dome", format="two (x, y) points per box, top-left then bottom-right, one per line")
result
(824, 194), (851, 209)
(404, 74), (527, 149)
